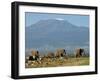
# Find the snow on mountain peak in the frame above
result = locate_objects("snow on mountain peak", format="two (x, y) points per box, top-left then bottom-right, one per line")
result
(55, 18), (64, 21)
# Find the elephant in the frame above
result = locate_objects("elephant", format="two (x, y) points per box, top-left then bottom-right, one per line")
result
(55, 49), (67, 58)
(46, 52), (55, 58)
(29, 50), (39, 61)
(75, 48), (85, 57)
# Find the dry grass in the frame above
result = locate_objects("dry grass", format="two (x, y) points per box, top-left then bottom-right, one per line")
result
(25, 56), (89, 68)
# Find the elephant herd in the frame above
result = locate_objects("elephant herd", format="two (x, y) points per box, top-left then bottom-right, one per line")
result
(27, 48), (85, 62)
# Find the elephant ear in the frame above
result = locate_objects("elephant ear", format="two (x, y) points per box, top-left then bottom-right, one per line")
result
(80, 49), (83, 53)
(82, 49), (84, 52)
(36, 51), (39, 55)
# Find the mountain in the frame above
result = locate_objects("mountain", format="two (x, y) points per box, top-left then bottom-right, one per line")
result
(25, 19), (89, 54)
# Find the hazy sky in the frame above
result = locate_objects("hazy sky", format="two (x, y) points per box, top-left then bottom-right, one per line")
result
(25, 12), (89, 27)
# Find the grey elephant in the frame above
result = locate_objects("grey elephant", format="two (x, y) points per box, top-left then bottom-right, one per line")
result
(29, 50), (39, 61)
(55, 49), (67, 58)
(46, 52), (55, 58)
(75, 48), (85, 57)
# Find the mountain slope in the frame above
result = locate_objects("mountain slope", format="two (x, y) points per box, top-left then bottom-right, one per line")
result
(25, 19), (89, 53)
